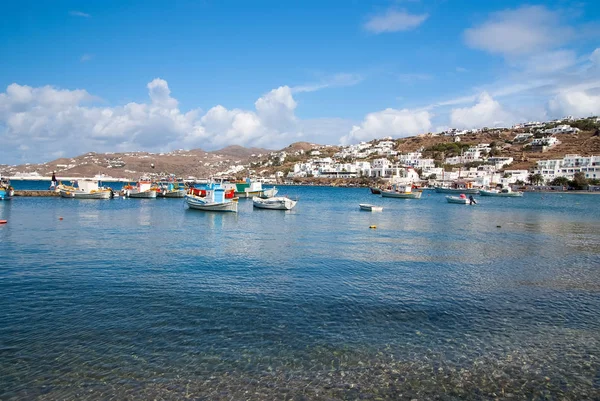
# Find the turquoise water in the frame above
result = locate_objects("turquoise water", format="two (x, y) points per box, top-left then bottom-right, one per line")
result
(1, 188), (599, 400)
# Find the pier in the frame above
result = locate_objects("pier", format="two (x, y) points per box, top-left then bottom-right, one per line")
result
(14, 190), (60, 197)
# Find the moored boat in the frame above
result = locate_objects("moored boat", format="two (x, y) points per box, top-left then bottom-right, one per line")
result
(359, 203), (383, 212)
(0, 177), (14, 200)
(480, 187), (523, 197)
(446, 194), (477, 205)
(185, 182), (238, 212)
(435, 181), (480, 194)
(252, 196), (297, 210)
(381, 185), (422, 199)
(123, 180), (157, 198)
(370, 187), (382, 194)
(155, 181), (187, 198)
(59, 179), (112, 199)
(225, 179), (275, 198)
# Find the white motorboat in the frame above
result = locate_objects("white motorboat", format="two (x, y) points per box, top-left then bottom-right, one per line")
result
(185, 182), (238, 212)
(381, 185), (422, 199)
(359, 203), (383, 212)
(480, 187), (523, 197)
(252, 196), (297, 210)
(446, 195), (477, 205)
(123, 180), (157, 198)
(59, 180), (112, 199)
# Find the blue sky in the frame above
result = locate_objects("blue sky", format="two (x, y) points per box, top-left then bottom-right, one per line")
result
(0, 0), (599, 163)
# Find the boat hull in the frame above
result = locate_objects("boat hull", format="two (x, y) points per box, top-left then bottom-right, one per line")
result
(252, 196), (297, 210)
(359, 203), (383, 212)
(479, 190), (523, 197)
(59, 189), (111, 199)
(370, 187), (382, 194)
(435, 187), (480, 194)
(446, 196), (475, 204)
(159, 189), (186, 198)
(381, 190), (422, 199)
(126, 190), (157, 198)
(185, 195), (238, 212)
(0, 188), (13, 200)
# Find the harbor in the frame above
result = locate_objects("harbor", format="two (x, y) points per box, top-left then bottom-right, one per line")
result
(1, 185), (600, 400)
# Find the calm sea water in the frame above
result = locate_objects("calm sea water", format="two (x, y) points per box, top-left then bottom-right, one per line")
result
(1, 187), (599, 400)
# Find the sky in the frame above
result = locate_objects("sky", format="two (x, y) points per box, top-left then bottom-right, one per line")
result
(0, 0), (599, 164)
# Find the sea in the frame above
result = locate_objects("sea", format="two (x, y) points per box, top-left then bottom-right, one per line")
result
(1, 183), (599, 400)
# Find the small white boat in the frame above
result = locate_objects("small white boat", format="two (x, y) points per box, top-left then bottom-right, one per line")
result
(479, 187), (523, 197)
(446, 195), (477, 205)
(252, 196), (297, 210)
(381, 185), (422, 199)
(123, 180), (157, 198)
(359, 203), (383, 212)
(185, 183), (238, 212)
(59, 180), (112, 199)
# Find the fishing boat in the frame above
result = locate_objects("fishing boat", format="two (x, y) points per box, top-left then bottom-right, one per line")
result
(156, 181), (187, 198)
(359, 203), (383, 212)
(252, 196), (297, 210)
(123, 179), (157, 198)
(0, 177), (14, 200)
(435, 181), (480, 194)
(185, 182), (238, 212)
(480, 187), (524, 197)
(59, 179), (113, 199)
(370, 187), (382, 195)
(381, 184), (422, 199)
(225, 178), (276, 198)
(446, 194), (477, 205)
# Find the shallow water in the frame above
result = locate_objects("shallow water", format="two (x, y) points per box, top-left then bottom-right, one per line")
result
(1, 187), (599, 400)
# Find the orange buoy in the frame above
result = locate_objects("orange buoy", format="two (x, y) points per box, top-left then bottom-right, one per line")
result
(59, 217), (63, 220)
(0, 220), (7, 224)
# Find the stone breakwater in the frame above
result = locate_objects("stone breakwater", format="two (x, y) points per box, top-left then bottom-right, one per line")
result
(14, 190), (60, 197)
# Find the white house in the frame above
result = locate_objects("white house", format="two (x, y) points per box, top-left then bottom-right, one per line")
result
(543, 125), (580, 135)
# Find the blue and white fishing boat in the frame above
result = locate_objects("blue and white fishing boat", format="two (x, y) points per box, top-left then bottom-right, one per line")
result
(185, 182), (238, 212)
(0, 177), (14, 200)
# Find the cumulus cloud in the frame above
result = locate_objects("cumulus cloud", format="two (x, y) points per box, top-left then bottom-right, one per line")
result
(0, 80), (309, 163)
(549, 90), (600, 117)
(364, 9), (428, 33)
(450, 92), (518, 129)
(340, 108), (431, 145)
(464, 6), (572, 56)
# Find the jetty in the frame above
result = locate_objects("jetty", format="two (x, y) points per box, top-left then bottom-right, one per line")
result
(14, 190), (60, 197)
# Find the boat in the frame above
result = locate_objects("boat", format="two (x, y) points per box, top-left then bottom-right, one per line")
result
(156, 181), (187, 198)
(480, 187), (524, 197)
(185, 182), (238, 212)
(225, 179), (276, 198)
(123, 180), (157, 198)
(359, 203), (383, 212)
(59, 179), (113, 199)
(446, 194), (477, 205)
(370, 187), (382, 194)
(0, 177), (14, 200)
(381, 184), (422, 199)
(435, 181), (480, 194)
(252, 196), (297, 210)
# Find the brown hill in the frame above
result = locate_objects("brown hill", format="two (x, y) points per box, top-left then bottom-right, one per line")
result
(210, 145), (271, 159)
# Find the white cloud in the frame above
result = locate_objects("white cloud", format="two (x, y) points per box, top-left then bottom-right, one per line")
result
(0, 80), (312, 163)
(450, 92), (518, 129)
(364, 9), (428, 33)
(291, 73), (363, 93)
(80, 54), (93, 62)
(69, 11), (90, 18)
(456, 67), (469, 73)
(464, 6), (572, 56)
(340, 108), (431, 145)
(548, 90), (600, 117)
